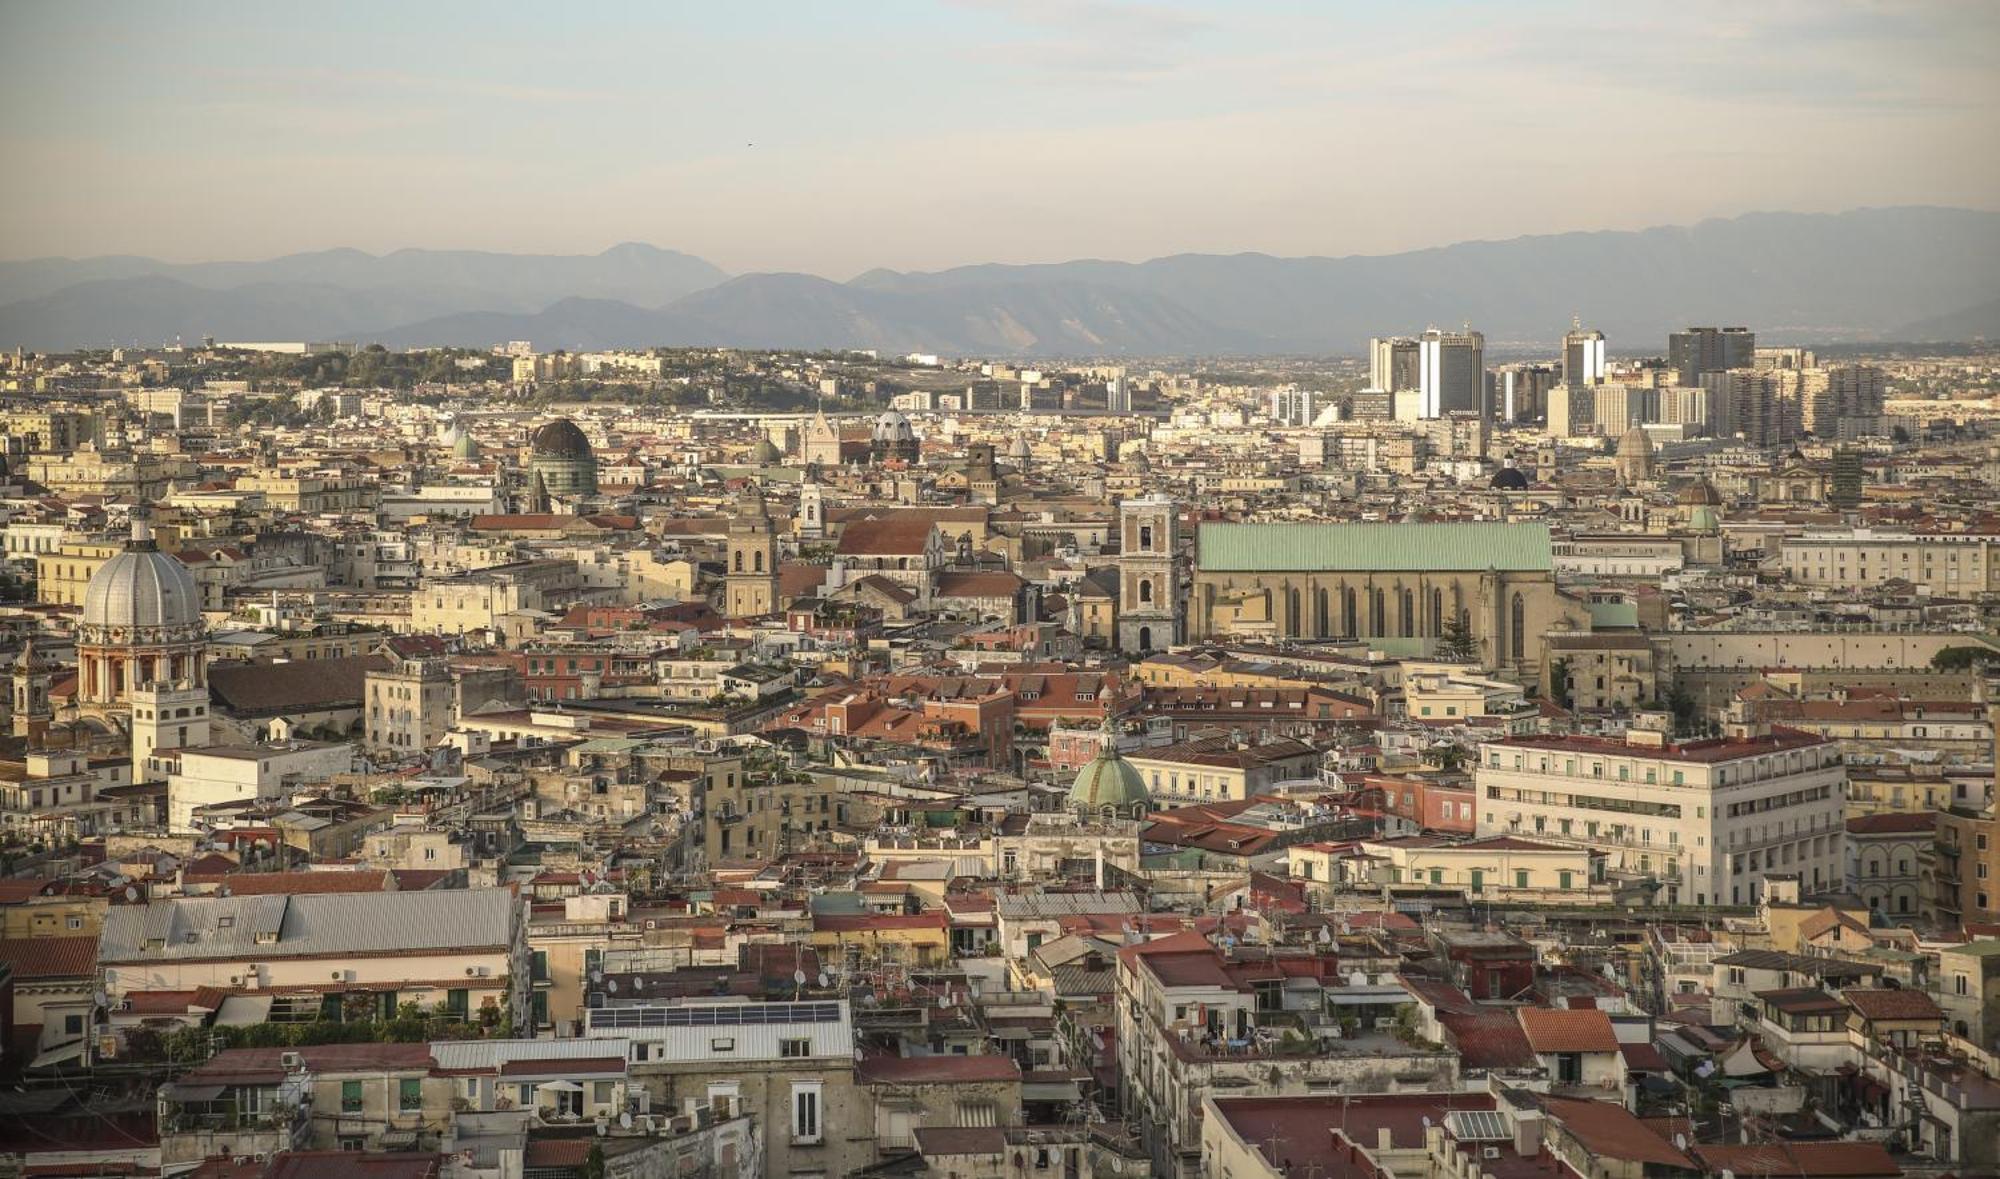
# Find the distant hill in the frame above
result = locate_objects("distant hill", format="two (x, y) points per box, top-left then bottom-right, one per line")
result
(3, 208), (1997, 354)
(1895, 295), (2000, 343)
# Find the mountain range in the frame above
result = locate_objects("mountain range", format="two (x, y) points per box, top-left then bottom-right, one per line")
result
(3, 207), (1996, 356)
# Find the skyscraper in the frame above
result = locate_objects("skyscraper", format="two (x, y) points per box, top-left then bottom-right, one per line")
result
(1417, 327), (1485, 419)
(1561, 320), (1607, 386)
(1668, 327), (1755, 387)
(1369, 336), (1421, 392)
(1488, 363), (1557, 423)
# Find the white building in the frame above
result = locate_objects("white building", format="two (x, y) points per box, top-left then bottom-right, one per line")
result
(1474, 720), (1846, 907)
(164, 742), (356, 833)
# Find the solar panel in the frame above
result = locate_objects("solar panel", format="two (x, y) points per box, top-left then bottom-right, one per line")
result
(1444, 1110), (1510, 1142)
(590, 1002), (842, 1030)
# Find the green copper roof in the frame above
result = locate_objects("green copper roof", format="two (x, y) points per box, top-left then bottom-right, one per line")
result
(1069, 748), (1151, 811)
(1196, 522), (1553, 573)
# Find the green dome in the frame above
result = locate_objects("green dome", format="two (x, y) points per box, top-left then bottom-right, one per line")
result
(1688, 505), (1720, 534)
(751, 437), (783, 464)
(452, 431), (481, 459)
(1069, 737), (1151, 813)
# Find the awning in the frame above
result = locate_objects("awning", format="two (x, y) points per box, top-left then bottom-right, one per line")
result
(28, 1039), (88, 1070)
(215, 995), (276, 1027)
(987, 1027), (1032, 1041)
(536, 1080), (584, 1094)
(165, 1083), (227, 1102)
(1021, 1081), (1082, 1103)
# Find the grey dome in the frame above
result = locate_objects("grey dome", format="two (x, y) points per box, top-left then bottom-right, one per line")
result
(871, 411), (915, 444)
(531, 418), (593, 459)
(1490, 467), (1529, 490)
(82, 522), (201, 631)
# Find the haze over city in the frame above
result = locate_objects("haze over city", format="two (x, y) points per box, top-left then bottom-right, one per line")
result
(4, 5), (2000, 1179)
(4, 1), (1997, 275)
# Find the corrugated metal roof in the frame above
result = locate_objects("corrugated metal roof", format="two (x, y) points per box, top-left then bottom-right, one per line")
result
(431, 1037), (633, 1071)
(582, 1000), (853, 1062)
(1196, 522), (1553, 572)
(100, 888), (516, 962)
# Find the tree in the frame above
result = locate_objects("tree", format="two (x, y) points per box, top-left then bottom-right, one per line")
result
(1434, 613), (1479, 663)
(583, 1144), (606, 1179)
(1422, 743), (1467, 772)
(1549, 658), (1574, 710)
(1932, 646), (2000, 672)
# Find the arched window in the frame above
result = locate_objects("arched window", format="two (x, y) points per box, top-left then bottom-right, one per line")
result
(753, 551), (764, 573)
(1510, 594), (1526, 662)
(732, 550), (743, 573)
(1315, 589), (1329, 636)
(1400, 589), (1414, 638)
(1139, 525), (1154, 550)
(1371, 589), (1385, 635)
(1139, 579), (1153, 604)
(1342, 588), (1356, 635)
(1430, 588), (1443, 635)
(1288, 588), (1301, 635)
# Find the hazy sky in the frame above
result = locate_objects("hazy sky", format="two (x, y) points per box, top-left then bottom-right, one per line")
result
(3, 0), (1994, 277)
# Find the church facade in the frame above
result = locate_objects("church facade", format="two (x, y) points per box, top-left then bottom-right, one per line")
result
(1188, 522), (1580, 676)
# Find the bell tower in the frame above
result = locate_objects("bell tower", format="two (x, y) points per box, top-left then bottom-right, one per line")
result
(726, 486), (780, 619)
(1116, 495), (1183, 655)
(11, 638), (51, 744)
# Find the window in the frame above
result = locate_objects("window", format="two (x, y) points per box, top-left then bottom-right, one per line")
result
(791, 1082), (823, 1144)
(780, 1037), (811, 1058)
(342, 1080), (363, 1113)
(1955, 974), (1969, 996)
(399, 1078), (422, 1112)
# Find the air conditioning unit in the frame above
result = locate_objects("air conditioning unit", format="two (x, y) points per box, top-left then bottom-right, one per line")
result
(466, 966), (478, 976)
(1484, 1147), (1502, 1161)
(281, 1051), (303, 1069)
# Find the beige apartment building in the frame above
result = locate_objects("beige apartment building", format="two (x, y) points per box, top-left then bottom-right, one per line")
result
(34, 540), (123, 607)
(1475, 716), (1846, 907)
(25, 447), (195, 499)
(1780, 528), (2000, 594)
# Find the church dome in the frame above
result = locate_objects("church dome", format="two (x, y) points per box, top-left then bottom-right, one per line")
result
(1617, 427), (1653, 459)
(750, 437), (783, 464)
(871, 411), (915, 444)
(1490, 466), (1529, 491)
(81, 519), (201, 632)
(1678, 478), (1722, 506)
(1688, 505), (1721, 534)
(1008, 434), (1033, 461)
(451, 430), (481, 460)
(1068, 725), (1151, 814)
(531, 418), (593, 460)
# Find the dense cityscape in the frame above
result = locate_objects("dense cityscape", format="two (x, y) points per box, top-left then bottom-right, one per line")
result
(4, 2), (2000, 1178)
(0, 323), (1994, 1179)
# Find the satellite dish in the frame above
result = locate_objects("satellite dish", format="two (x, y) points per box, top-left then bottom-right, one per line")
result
(590, 969), (604, 983)
(633, 977), (646, 991)
(619, 1112), (633, 1129)
(596, 1121), (608, 1137)
(794, 969), (808, 986)
(1674, 1134), (1688, 1152)
(606, 979), (618, 994)
(1421, 1116), (1432, 1129)
(124, 886), (139, 903)
(853, 1047), (865, 1062)
(817, 972), (830, 988)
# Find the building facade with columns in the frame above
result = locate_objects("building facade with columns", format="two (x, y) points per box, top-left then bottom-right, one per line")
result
(1187, 522), (1578, 677)
(74, 518), (208, 720)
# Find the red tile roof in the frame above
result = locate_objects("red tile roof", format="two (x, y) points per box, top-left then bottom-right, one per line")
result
(0, 935), (96, 979)
(855, 1054), (1021, 1084)
(1691, 1142), (1899, 1178)
(219, 870), (392, 896)
(1518, 1007), (1619, 1053)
